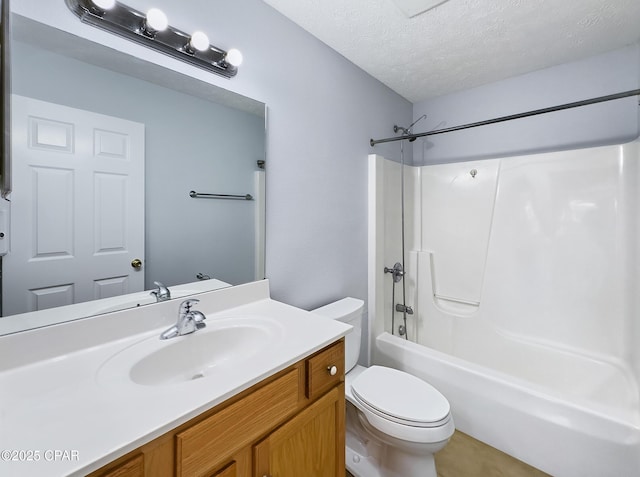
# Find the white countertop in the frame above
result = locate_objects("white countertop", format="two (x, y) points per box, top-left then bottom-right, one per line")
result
(0, 280), (351, 476)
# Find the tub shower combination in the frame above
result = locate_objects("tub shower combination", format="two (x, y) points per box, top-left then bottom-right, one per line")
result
(367, 140), (640, 476)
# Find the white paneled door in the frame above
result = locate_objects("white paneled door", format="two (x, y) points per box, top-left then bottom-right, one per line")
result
(3, 95), (145, 316)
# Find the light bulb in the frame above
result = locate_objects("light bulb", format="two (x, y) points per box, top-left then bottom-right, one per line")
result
(145, 8), (168, 33)
(91, 0), (116, 10)
(189, 31), (209, 52)
(225, 48), (243, 67)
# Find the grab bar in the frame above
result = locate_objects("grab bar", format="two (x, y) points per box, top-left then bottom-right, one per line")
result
(189, 190), (253, 200)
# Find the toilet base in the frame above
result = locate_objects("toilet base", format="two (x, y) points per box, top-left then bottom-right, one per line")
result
(346, 444), (382, 477)
(379, 446), (437, 477)
(345, 412), (439, 477)
(346, 444), (437, 477)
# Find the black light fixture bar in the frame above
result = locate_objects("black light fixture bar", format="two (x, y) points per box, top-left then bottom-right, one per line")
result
(65, 0), (238, 78)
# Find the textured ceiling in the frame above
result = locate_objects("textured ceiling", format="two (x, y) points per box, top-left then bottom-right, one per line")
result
(262, 0), (640, 103)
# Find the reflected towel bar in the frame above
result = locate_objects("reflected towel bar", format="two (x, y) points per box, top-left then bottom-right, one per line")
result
(189, 190), (253, 200)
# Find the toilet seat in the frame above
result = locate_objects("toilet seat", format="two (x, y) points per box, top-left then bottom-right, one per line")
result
(351, 366), (451, 428)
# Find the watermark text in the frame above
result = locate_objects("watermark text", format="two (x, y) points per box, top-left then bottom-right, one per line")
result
(1, 449), (80, 462)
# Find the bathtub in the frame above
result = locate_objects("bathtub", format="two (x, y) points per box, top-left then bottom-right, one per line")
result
(367, 143), (640, 477)
(374, 332), (640, 477)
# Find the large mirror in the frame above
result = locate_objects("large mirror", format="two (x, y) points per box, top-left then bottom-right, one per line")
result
(0, 14), (266, 335)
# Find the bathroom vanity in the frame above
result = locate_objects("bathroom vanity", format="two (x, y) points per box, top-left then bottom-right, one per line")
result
(91, 340), (345, 477)
(0, 280), (350, 477)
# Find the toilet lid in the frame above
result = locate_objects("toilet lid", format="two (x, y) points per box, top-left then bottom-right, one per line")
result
(351, 366), (450, 427)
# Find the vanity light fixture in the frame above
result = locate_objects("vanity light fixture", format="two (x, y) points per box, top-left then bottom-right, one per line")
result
(142, 7), (168, 37)
(65, 0), (242, 78)
(187, 31), (210, 53)
(224, 48), (243, 67)
(90, 0), (116, 12)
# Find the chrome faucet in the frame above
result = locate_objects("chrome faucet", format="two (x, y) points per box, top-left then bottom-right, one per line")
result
(159, 299), (206, 340)
(151, 281), (171, 302)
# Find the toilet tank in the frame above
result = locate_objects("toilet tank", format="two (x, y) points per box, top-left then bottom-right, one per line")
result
(311, 297), (363, 372)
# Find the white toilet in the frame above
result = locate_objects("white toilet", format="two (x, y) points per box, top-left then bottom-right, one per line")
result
(312, 297), (454, 477)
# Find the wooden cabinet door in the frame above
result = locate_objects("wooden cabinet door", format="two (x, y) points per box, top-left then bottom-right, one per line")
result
(253, 385), (345, 477)
(98, 454), (144, 477)
(206, 449), (251, 477)
(211, 461), (236, 477)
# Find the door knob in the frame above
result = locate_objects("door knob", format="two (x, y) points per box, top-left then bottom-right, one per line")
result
(327, 365), (338, 376)
(131, 258), (142, 269)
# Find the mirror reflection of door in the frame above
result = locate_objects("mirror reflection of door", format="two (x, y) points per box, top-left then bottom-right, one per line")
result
(2, 95), (144, 315)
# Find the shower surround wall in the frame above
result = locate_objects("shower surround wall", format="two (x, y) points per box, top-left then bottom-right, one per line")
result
(369, 140), (640, 476)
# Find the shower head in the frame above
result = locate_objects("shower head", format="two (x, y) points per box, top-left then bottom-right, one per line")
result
(394, 114), (427, 141)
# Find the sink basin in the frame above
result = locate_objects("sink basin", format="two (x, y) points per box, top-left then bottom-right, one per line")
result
(97, 316), (284, 386)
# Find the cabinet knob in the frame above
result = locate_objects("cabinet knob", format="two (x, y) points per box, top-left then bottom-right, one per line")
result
(327, 365), (338, 376)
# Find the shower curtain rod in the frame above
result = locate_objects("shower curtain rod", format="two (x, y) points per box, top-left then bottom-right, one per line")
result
(370, 89), (640, 146)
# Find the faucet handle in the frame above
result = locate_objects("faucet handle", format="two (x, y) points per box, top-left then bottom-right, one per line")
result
(179, 298), (200, 314)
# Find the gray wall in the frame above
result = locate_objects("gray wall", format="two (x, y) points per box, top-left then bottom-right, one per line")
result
(12, 41), (265, 289)
(412, 44), (640, 164)
(13, 0), (412, 320)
